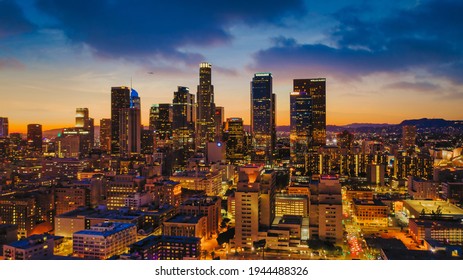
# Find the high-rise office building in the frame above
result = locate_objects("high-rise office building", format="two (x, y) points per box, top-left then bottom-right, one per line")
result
(111, 86), (131, 156)
(141, 129), (154, 155)
(214, 106), (224, 140)
(293, 79), (326, 175)
(290, 91), (311, 174)
(27, 124), (42, 153)
(99, 118), (111, 152)
(61, 108), (94, 156)
(293, 78), (326, 147)
(234, 165), (263, 249)
(402, 125), (417, 149)
(196, 62), (216, 150)
(251, 73), (276, 164)
(0, 117), (8, 137)
(75, 108), (89, 128)
(224, 117), (246, 163)
(149, 103), (172, 148)
(119, 88), (141, 157)
(172, 86), (196, 169)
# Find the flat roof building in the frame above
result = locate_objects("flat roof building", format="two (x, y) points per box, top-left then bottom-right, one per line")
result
(73, 222), (137, 259)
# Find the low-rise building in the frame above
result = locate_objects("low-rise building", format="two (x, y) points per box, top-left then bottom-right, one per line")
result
(3, 234), (55, 260)
(407, 177), (440, 200)
(162, 215), (207, 240)
(402, 200), (463, 220)
(275, 194), (308, 217)
(409, 219), (463, 246)
(73, 222), (137, 259)
(124, 235), (200, 260)
(170, 170), (222, 196)
(353, 199), (389, 228)
(179, 196), (221, 238)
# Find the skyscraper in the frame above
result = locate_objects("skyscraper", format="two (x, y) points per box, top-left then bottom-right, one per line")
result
(27, 124), (42, 153)
(99, 118), (111, 152)
(251, 73), (276, 164)
(172, 86), (196, 169)
(0, 117), (8, 137)
(290, 91), (311, 174)
(402, 125), (417, 149)
(75, 108), (89, 128)
(119, 88), (141, 157)
(196, 62), (215, 150)
(111, 86), (131, 156)
(149, 103), (172, 148)
(214, 106), (224, 141)
(293, 78), (326, 175)
(223, 117), (246, 163)
(293, 79), (326, 147)
(64, 108), (94, 156)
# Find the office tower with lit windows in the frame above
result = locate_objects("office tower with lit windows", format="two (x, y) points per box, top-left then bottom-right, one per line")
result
(293, 78), (326, 147)
(234, 165), (263, 249)
(119, 89), (141, 157)
(293, 78), (326, 175)
(196, 62), (216, 150)
(111, 86), (131, 156)
(172, 86), (196, 169)
(214, 106), (224, 140)
(61, 108), (94, 157)
(149, 103), (173, 148)
(251, 73), (276, 165)
(223, 117), (246, 163)
(290, 91), (311, 174)
(0, 117), (8, 137)
(402, 125), (417, 149)
(0, 196), (37, 237)
(234, 165), (276, 249)
(141, 129), (154, 155)
(76, 108), (94, 150)
(27, 124), (42, 153)
(99, 118), (111, 152)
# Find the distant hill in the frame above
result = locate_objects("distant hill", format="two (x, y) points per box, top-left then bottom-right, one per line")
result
(398, 118), (463, 128)
(342, 123), (391, 129)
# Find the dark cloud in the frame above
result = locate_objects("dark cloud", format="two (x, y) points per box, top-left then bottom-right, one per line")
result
(252, 0), (463, 84)
(383, 81), (441, 92)
(35, 0), (305, 62)
(0, 0), (36, 38)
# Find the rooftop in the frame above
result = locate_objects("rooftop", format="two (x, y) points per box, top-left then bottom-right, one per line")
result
(403, 200), (463, 216)
(73, 222), (136, 237)
(130, 235), (200, 250)
(6, 234), (55, 249)
(165, 214), (205, 224)
(353, 199), (387, 207)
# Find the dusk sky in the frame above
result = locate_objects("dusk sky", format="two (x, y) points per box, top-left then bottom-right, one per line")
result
(1, 0), (462, 133)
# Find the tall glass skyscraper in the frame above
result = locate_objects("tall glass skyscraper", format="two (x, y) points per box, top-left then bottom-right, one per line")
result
(173, 86), (196, 169)
(119, 89), (141, 157)
(290, 91), (311, 174)
(27, 124), (42, 153)
(111, 86), (130, 156)
(251, 73), (276, 165)
(293, 79), (326, 147)
(149, 103), (172, 148)
(293, 78), (326, 175)
(196, 62), (215, 150)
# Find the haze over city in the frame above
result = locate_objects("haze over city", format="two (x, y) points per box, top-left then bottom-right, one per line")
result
(1, 0), (462, 133)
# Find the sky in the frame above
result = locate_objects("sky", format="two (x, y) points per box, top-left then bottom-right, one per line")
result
(1, 0), (462, 133)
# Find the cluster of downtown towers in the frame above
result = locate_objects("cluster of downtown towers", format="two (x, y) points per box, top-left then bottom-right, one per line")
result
(107, 62), (326, 174)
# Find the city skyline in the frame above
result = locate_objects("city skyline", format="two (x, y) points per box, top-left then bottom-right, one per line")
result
(1, 1), (462, 133)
